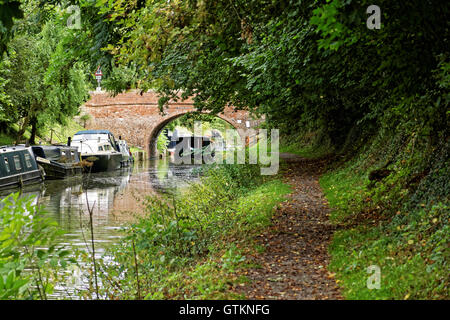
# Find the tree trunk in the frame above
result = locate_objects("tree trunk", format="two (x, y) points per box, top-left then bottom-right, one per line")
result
(30, 116), (37, 145)
(15, 115), (30, 144)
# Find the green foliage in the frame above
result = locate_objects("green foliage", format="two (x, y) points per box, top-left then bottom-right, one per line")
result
(0, 133), (14, 145)
(0, 193), (77, 299)
(101, 64), (139, 95)
(156, 129), (169, 153)
(43, 21), (90, 125)
(0, 72), (11, 124)
(0, 0), (446, 300)
(319, 133), (449, 299)
(0, 0), (23, 55)
(97, 0), (448, 154)
(0, 2), (90, 143)
(0, 7), (87, 143)
(83, 164), (290, 299)
(328, 203), (449, 300)
(165, 113), (234, 134)
(279, 133), (333, 159)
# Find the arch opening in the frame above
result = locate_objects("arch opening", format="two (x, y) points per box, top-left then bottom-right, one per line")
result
(148, 112), (242, 159)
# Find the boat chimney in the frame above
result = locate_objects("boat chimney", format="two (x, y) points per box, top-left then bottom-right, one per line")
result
(67, 137), (72, 146)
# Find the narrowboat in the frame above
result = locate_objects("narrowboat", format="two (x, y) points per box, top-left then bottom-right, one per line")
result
(0, 145), (45, 191)
(71, 130), (122, 173)
(31, 145), (83, 180)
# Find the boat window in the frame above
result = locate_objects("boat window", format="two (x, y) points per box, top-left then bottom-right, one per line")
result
(104, 145), (111, 151)
(98, 146), (104, 151)
(13, 155), (22, 170)
(24, 154), (32, 168)
(4, 157), (10, 173)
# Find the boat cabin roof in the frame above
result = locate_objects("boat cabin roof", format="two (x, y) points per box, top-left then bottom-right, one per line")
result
(0, 146), (39, 176)
(31, 145), (80, 162)
(32, 145), (78, 152)
(74, 130), (113, 135)
(0, 145), (32, 154)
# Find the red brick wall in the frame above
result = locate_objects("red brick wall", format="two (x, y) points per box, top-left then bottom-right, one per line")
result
(82, 90), (259, 158)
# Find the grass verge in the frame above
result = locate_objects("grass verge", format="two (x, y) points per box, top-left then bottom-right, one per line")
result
(82, 164), (291, 299)
(319, 139), (449, 299)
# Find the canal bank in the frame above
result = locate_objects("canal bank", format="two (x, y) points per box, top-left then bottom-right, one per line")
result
(75, 163), (291, 299)
(1, 160), (293, 299)
(0, 159), (203, 299)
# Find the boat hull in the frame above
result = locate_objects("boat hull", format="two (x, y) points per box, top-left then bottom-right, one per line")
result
(0, 169), (43, 191)
(36, 160), (83, 180)
(81, 153), (122, 173)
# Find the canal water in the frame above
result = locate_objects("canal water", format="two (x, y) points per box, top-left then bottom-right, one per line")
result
(0, 159), (202, 298)
(39, 159), (201, 254)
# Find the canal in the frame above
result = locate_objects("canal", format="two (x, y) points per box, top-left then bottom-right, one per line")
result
(39, 159), (201, 254)
(1, 159), (202, 299)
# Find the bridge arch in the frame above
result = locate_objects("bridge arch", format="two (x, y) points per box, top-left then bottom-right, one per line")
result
(82, 90), (261, 159)
(147, 111), (242, 159)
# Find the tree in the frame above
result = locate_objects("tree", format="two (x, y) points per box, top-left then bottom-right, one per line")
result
(0, 70), (11, 127)
(96, 0), (448, 151)
(1, 9), (89, 144)
(0, 0), (24, 55)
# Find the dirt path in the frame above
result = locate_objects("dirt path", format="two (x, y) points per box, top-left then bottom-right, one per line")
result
(233, 153), (342, 299)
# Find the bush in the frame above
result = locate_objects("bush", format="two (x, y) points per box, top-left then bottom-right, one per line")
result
(0, 193), (77, 299)
(88, 164), (290, 299)
(320, 132), (449, 299)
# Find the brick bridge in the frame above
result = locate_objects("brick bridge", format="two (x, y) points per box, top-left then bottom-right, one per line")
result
(82, 90), (259, 158)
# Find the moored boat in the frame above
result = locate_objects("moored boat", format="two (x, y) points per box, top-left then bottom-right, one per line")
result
(71, 130), (122, 173)
(0, 145), (45, 190)
(31, 145), (83, 180)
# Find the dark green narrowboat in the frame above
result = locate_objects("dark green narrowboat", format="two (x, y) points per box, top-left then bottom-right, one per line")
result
(0, 146), (44, 191)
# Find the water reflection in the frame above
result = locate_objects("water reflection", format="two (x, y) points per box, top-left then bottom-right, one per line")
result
(0, 159), (203, 299)
(1, 159), (202, 252)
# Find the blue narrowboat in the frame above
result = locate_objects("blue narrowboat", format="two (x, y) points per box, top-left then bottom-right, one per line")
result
(0, 145), (45, 191)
